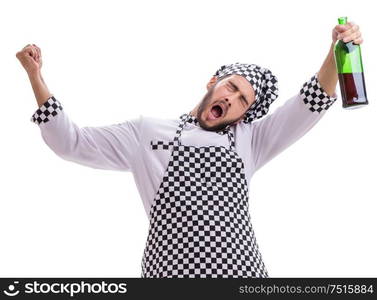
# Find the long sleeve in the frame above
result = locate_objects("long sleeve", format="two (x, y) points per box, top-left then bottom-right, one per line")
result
(30, 96), (140, 172)
(250, 72), (338, 172)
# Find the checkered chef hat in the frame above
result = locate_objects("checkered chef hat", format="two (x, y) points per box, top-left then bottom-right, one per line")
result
(213, 62), (279, 123)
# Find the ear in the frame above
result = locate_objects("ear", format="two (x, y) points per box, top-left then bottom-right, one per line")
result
(206, 76), (218, 90)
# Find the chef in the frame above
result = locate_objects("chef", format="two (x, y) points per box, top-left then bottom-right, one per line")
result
(16, 21), (363, 278)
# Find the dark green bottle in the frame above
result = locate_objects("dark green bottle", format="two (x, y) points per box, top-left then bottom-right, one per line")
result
(334, 16), (368, 109)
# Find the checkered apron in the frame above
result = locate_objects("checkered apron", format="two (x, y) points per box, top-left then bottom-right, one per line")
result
(140, 113), (269, 278)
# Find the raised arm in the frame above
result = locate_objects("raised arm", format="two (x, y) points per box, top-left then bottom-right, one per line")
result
(16, 44), (140, 172)
(251, 20), (364, 172)
(250, 72), (337, 172)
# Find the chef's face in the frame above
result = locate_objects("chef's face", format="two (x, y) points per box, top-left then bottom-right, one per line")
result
(197, 74), (256, 131)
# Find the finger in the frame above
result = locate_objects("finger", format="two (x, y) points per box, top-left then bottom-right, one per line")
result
(24, 47), (34, 58)
(32, 46), (38, 60)
(339, 24), (359, 39)
(335, 21), (353, 32)
(33, 44), (41, 60)
(338, 27), (358, 39)
(353, 37), (363, 44)
(30, 47), (37, 60)
(34, 44), (41, 55)
(25, 44), (35, 58)
(350, 23), (359, 33)
(343, 32), (361, 43)
(37, 46), (42, 60)
(335, 24), (348, 32)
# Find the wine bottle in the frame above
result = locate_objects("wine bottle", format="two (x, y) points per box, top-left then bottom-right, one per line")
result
(334, 16), (368, 109)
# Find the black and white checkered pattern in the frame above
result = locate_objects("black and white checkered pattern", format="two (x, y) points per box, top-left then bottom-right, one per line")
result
(30, 96), (63, 125)
(151, 140), (174, 151)
(213, 62), (279, 124)
(300, 73), (337, 113)
(141, 113), (269, 278)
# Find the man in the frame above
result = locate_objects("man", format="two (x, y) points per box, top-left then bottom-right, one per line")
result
(16, 21), (363, 278)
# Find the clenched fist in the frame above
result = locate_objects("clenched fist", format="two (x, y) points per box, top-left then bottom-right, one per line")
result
(16, 44), (42, 75)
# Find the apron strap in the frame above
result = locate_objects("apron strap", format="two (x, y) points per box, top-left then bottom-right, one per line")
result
(173, 114), (190, 147)
(227, 129), (236, 151)
(174, 113), (235, 151)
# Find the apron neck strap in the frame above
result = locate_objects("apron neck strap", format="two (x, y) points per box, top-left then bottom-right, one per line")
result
(174, 113), (235, 151)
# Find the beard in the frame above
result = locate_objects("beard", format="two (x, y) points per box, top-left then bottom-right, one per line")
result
(196, 86), (241, 132)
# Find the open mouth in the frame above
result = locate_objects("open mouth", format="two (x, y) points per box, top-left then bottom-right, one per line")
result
(208, 103), (226, 121)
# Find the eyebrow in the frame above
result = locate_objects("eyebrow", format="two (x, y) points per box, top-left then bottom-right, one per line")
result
(227, 81), (249, 106)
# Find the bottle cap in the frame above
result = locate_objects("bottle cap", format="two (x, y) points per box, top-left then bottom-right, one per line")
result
(338, 17), (348, 25)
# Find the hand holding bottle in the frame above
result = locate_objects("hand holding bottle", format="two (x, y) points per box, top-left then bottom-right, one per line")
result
(332, 21), (363, 45)
(333, 17), (368, 109)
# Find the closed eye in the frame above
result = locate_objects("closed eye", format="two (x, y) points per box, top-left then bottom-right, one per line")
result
(227, 82), (249, 107)
(226, 83), (235, 92)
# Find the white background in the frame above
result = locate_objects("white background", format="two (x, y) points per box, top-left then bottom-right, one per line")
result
(0, 0), (376, 277)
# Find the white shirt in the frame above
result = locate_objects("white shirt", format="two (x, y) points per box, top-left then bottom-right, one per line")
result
(31, 73), (337, 219)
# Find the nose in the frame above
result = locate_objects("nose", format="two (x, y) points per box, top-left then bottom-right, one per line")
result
(224, 89), (244, 106)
